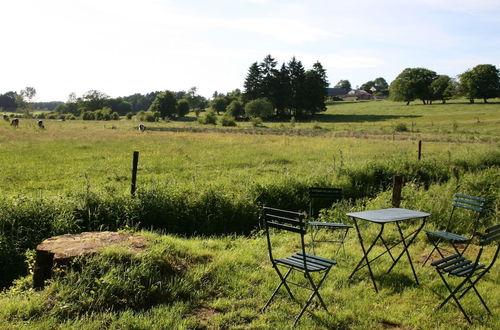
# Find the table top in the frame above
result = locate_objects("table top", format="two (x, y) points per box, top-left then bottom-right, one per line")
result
(346, 208), (430, 223)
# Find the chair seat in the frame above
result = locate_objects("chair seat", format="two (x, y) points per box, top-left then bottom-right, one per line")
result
(431, 254), (485, 277)
(424, 230), (470, 242)
(275, 252), (336, 272)
(309, 221), (352, 229)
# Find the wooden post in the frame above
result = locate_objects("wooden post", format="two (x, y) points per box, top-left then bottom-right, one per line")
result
(131, 151), (139, 197)
(392, 175), (403, 208)
(418, 140), (422, 161)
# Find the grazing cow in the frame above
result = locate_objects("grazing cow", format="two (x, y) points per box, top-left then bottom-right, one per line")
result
(38, 120), (45, 129)
(138, 124), (146, 132)
(3, 114), (9, 121)
(10, 118), (19, 127)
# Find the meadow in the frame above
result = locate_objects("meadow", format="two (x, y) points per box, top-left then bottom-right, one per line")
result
(0, 99), (499, 329)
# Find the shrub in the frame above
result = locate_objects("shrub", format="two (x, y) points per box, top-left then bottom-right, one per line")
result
(220, 114), (237, 127)
(394, 123), (408, 132)
(198, 110), (217, 125)
(244, 98), (273, 119)
(126, 112), (134, 120)
(250, 117), (263, 127)
(82, 111), (96, 120)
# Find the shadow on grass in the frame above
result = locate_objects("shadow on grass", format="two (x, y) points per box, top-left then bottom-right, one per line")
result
(348, 271), (418, 294)
(314, 113), (421, 123)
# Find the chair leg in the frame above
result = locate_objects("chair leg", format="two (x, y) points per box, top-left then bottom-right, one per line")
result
(422, 240), (445, 266)
(262, 267), (296, 312)
(436, 270), (472, 323)
(293, 269), (331, 327)
(465, 278), (491, 315)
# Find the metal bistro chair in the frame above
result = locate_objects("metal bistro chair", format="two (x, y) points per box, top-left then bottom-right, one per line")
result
(308, 187), (352, 257)
(422, 193), (486, 266)
(431, 224), (499, 324)
(261, 206), (337, 327)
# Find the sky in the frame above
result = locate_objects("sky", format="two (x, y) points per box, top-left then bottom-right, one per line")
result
(1, 0), (499, 102)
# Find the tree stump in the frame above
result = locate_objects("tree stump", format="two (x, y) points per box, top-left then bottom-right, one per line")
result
(33, 231), (148, 288)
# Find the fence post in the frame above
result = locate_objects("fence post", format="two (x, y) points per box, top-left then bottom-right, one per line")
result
(131, 151), (139, 197)
(418, 140), (422, 161)
(392, 175), (403, 208)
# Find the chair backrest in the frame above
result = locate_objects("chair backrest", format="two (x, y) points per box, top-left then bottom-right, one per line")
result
(477, 224), (500, 272)
(446, 193), (486, 234)
(263, 206), (307, 267)
(308, 187), (343, 219)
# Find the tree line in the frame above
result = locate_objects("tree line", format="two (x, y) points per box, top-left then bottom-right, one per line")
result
(390, 64), (500, 105)
(242, 55), (329, 118)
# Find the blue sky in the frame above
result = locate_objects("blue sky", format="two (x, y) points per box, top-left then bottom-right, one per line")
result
(1, 0), (499, 101)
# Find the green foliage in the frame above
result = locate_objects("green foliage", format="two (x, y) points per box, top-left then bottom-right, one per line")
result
(126, 112), (134, 120)
(226, 100), (244, 118)
(335, 79), (351, 90)
(136, 111), (159, 122)
(394, 123), (408, 132)
(149, 91), (177, 119)
(176, 99), (190, 117)
(244, 98), (273, 119)
(390, 68), (438, 104)
(243, 55), (328, 118)
(459, 64), (500, 103)
(211, 97), (227, 115)
(220, 114), (237, 127)
(250, 116), (263, 127)
(198, 110), (217, 125)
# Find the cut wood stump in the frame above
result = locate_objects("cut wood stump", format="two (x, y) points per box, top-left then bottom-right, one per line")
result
(33, 231), (148, 288)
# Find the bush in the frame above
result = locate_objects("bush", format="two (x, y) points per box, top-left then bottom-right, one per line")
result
(198, 110), (217, 125)
(250, 117), (263, 127)
(126, 112), (134, 120)
(220, 114), (237, 127)
(244, 98), (273, 119)
(394, 123), (408, 132)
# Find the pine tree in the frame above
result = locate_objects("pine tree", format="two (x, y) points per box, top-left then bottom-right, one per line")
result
(243, 62), (262, 102)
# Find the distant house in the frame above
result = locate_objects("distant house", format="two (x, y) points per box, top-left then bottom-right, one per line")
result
(327, 88), (348, 98)
(347, 89), (371, 100)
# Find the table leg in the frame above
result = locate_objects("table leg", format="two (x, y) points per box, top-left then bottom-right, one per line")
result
(349, 218), (384, 293)
(387, 218), (427, 284)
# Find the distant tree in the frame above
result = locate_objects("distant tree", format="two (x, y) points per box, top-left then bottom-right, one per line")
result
(244, 98), (273, 119)
(459, 64), (500, 103)
(243, 62), (262, 102)
(275, 63), (292, 118)
(430, 75), (456, 104)
(149, 91), (177, 119)
(373, 77), (389, 90)
(259, 54), (280, 107)
(288, 57), (307, 117)
(211, 97), (227, 115)
(389, 68), (437, 105)
(79, 90), (109, 111)
(0, 91), (18, 111)
(303, 61), (329, 116)
(106, 97), (133, 115)
(176, 99), (190, 117)
(226, 100), (245, 118)
(335, 80), (351, 91)
(360, 80), (375, 93)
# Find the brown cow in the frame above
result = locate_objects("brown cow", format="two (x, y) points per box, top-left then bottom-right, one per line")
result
(10, 118), (19, 127)
(3, 114), (9, 121)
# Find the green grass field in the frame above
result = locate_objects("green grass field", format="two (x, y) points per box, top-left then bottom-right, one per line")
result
(0, 99), (498, 329)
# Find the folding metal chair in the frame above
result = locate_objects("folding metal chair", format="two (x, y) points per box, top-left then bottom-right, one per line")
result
(431, 223), (499, 323)
(422, 193), (486, 266)
(307, 187), (352, 257)
(261, 206), (337, 327)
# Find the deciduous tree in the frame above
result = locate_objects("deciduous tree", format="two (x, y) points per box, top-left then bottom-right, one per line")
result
(390, 68), (437, 105)
(149, 91), (177, 119)
(459, 64), (500, 103)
